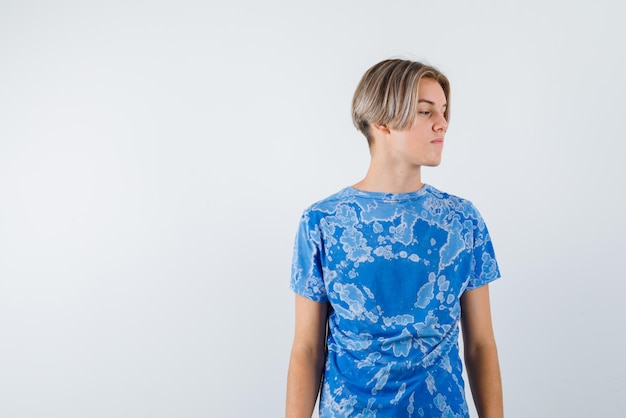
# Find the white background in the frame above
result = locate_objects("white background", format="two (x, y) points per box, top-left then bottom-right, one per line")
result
(1, 1), (625, 417)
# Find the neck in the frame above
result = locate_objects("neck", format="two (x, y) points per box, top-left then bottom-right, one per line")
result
(353, 160), (424, 194)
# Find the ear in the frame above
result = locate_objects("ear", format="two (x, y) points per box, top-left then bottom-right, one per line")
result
(371, 123), (390, 136)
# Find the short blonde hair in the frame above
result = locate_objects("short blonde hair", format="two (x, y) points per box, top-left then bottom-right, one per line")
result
(352, 59), (451, 145)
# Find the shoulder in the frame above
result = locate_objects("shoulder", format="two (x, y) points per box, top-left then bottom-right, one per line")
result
(424, 186), (486, 235)
(425, 185), (485, 223)
(301, 187), (357, 217)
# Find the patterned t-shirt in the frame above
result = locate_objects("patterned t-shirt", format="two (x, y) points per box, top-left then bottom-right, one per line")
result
(290, 184), (500, 418)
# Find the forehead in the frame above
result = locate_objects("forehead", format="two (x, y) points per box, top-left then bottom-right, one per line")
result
(417, 78), (447, 104)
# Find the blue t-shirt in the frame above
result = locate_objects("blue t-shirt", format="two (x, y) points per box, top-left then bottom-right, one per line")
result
(290, 184), (500, 418)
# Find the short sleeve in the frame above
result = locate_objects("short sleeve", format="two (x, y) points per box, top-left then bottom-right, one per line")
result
(466, 207), (501, 291)
(290, 211), (328, 303)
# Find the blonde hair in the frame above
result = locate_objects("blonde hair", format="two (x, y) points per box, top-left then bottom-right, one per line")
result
(351, 59), (451, 145)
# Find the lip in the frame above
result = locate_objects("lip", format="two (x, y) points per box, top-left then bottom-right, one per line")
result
(431, 138), (444, 144)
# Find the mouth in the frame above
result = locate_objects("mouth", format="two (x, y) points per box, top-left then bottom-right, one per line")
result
(431, 138), (444, 144)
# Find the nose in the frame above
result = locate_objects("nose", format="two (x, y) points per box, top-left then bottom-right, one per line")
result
(434, 112), (448, 133)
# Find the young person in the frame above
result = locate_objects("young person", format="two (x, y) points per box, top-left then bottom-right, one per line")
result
(286, 59), (503, 418)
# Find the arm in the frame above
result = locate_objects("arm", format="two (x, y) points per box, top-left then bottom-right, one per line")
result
(460, 284), (503, 418)
(286, 294), (328, 418)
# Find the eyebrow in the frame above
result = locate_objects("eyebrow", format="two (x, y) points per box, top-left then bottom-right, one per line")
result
(418, 99), (447, 108)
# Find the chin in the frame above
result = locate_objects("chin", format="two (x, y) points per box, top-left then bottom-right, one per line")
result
(424, 160), (442, 167)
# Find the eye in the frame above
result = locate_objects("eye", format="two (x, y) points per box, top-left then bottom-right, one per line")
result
(418, 110), (431, 116)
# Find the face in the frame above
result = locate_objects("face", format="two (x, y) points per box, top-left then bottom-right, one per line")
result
(385, 77), (448, 168)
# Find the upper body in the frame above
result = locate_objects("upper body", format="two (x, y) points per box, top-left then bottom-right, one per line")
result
(291, 184), (499, 417)
(286, 59), (503, 418)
